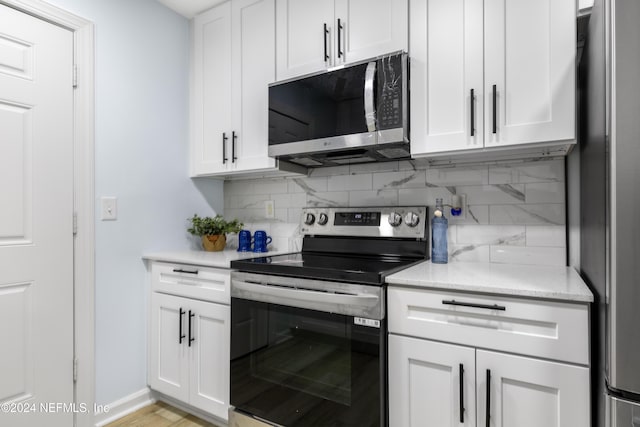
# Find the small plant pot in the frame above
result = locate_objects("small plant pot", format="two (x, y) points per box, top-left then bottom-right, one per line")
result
(201, 234), (226, 252)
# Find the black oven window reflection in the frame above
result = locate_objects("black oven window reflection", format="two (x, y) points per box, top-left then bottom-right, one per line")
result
(231, 299), (383, 426)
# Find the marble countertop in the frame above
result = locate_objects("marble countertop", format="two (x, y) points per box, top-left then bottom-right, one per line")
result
(142, 249), (291, 269)
(386, 261), (594, 303)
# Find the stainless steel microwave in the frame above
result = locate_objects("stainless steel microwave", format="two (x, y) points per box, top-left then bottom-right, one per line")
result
(268, 52), (409, 168)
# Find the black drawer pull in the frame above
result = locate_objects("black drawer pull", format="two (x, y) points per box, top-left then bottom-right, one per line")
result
(442, 300), (506, 311)
(172, 268), (198, 275)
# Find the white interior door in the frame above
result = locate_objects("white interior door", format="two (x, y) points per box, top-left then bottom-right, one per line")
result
(0, 4), (74, 426)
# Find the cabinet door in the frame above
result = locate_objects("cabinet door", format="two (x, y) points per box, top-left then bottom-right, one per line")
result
(484, 0), (575, 147)
(188, 298), (231, 421)
(389, 335), (476, 427)
(149, 293), (189, 402)
(231, 0), (277, 173)
(477, 350), (590, 427)
(276, 0), (334, 80)
(334, 0), (408, 66)
(192, 3), (232, 176)
(409, 0), (483, 156)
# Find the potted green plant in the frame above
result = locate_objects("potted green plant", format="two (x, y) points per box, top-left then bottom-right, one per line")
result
(187, 214), (243, 252)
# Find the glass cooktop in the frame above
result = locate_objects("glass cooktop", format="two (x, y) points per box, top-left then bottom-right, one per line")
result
(230, 251), (423, 285)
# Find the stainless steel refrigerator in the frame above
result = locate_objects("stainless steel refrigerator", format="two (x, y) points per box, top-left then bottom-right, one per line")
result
(579, 0), (640, 425)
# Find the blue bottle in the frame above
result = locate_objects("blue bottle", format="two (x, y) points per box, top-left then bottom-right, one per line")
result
(431, 198), (448, 264)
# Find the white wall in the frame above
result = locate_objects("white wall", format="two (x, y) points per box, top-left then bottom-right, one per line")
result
(44, 0), (223, 406)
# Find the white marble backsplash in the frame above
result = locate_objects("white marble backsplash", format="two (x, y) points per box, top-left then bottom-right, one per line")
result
(223, 158), (567, 266)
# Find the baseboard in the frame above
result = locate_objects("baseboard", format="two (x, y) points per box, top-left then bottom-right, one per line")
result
(153, 392), (228, 427)
(93, 387), (155, 427)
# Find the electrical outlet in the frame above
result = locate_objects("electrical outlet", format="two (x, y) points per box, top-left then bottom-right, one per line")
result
(101, 197), (117, 221)
(264, 200), (275, 219)
(450, 194), (466, 220)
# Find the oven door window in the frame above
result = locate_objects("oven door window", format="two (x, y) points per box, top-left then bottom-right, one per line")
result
(230, 298), (385, 427)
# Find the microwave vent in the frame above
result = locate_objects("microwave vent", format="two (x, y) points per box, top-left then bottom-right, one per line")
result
(377, 147), (411, 159)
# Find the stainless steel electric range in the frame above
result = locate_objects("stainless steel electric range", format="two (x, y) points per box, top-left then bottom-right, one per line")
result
(228, 206), (429, 427)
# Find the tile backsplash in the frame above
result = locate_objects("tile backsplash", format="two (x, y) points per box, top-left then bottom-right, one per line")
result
(223, 158), (567, 266)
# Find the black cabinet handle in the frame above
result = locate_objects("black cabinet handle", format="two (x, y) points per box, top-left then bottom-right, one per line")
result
(232, 131), (237, 163)
(172, 268), (198, 275)
(222, 132), (228, 164)
(323, 23), (329, 61)
(486, 369), (491, 427)
(188, 310), (195, 347)
(470, 89), (475, 137)
(178, 308), (185, 344)
(459, 364), (465, 423)
(442, 300), (506, 311)
(492, 84), (497, 134)
(337, 19), (343, 58)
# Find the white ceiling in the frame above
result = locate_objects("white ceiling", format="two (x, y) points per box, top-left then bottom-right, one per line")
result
(155, 0), (226, 18)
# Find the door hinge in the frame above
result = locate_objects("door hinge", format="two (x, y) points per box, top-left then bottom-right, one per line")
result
(73, 212), (78, 235)
(73, 64), (78, 88)
(73, 358), (78, 383)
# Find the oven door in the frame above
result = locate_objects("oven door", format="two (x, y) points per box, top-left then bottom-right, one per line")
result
(230, 272), (387, 427)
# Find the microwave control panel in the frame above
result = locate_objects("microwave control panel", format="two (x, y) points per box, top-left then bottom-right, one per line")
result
(377, 54), (405, 130)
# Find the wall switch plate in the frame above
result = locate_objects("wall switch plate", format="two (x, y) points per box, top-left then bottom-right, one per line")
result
(264, 200), (275, 219)
(101, 197), (118, 221)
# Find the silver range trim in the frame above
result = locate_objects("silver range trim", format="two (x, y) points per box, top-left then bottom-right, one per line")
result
(230, 271), (385, 320)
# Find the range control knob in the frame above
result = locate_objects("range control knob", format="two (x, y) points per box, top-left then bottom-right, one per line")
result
(317, 213), (329, 225)
(404, 212), (420, 228)
(388, 212), (402, 227)
(304, 213), (316, 225)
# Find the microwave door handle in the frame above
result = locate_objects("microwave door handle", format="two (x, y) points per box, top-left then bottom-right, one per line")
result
(364, 61), (377, 132)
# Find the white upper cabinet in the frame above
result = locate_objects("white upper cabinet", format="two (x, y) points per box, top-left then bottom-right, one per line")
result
(409, 0), (483, 155)
(411, 0), (576, 157)
(193, 3), (232, 175)
(276, 0), (408, 81)
(192, 0), (277, 177)
(275, 0), (334, 80)
(484, 0), (576, 148)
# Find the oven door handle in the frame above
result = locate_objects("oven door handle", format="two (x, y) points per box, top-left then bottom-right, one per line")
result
(364, 61), (377, 132)
(233, 280), (380, 311)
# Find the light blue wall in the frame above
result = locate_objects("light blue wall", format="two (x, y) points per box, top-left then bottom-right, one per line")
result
(45, 0), (223, 405)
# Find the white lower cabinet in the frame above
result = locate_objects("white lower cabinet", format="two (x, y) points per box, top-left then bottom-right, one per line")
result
(388, 287), (591, 426)
(389, 335), (475, 426)
(148, 262), (231, 421)
(477, 350), (590, 427)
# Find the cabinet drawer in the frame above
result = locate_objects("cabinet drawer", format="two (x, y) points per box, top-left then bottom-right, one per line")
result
(388, 287), (589, 365)
(151, 262), (230, 305)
